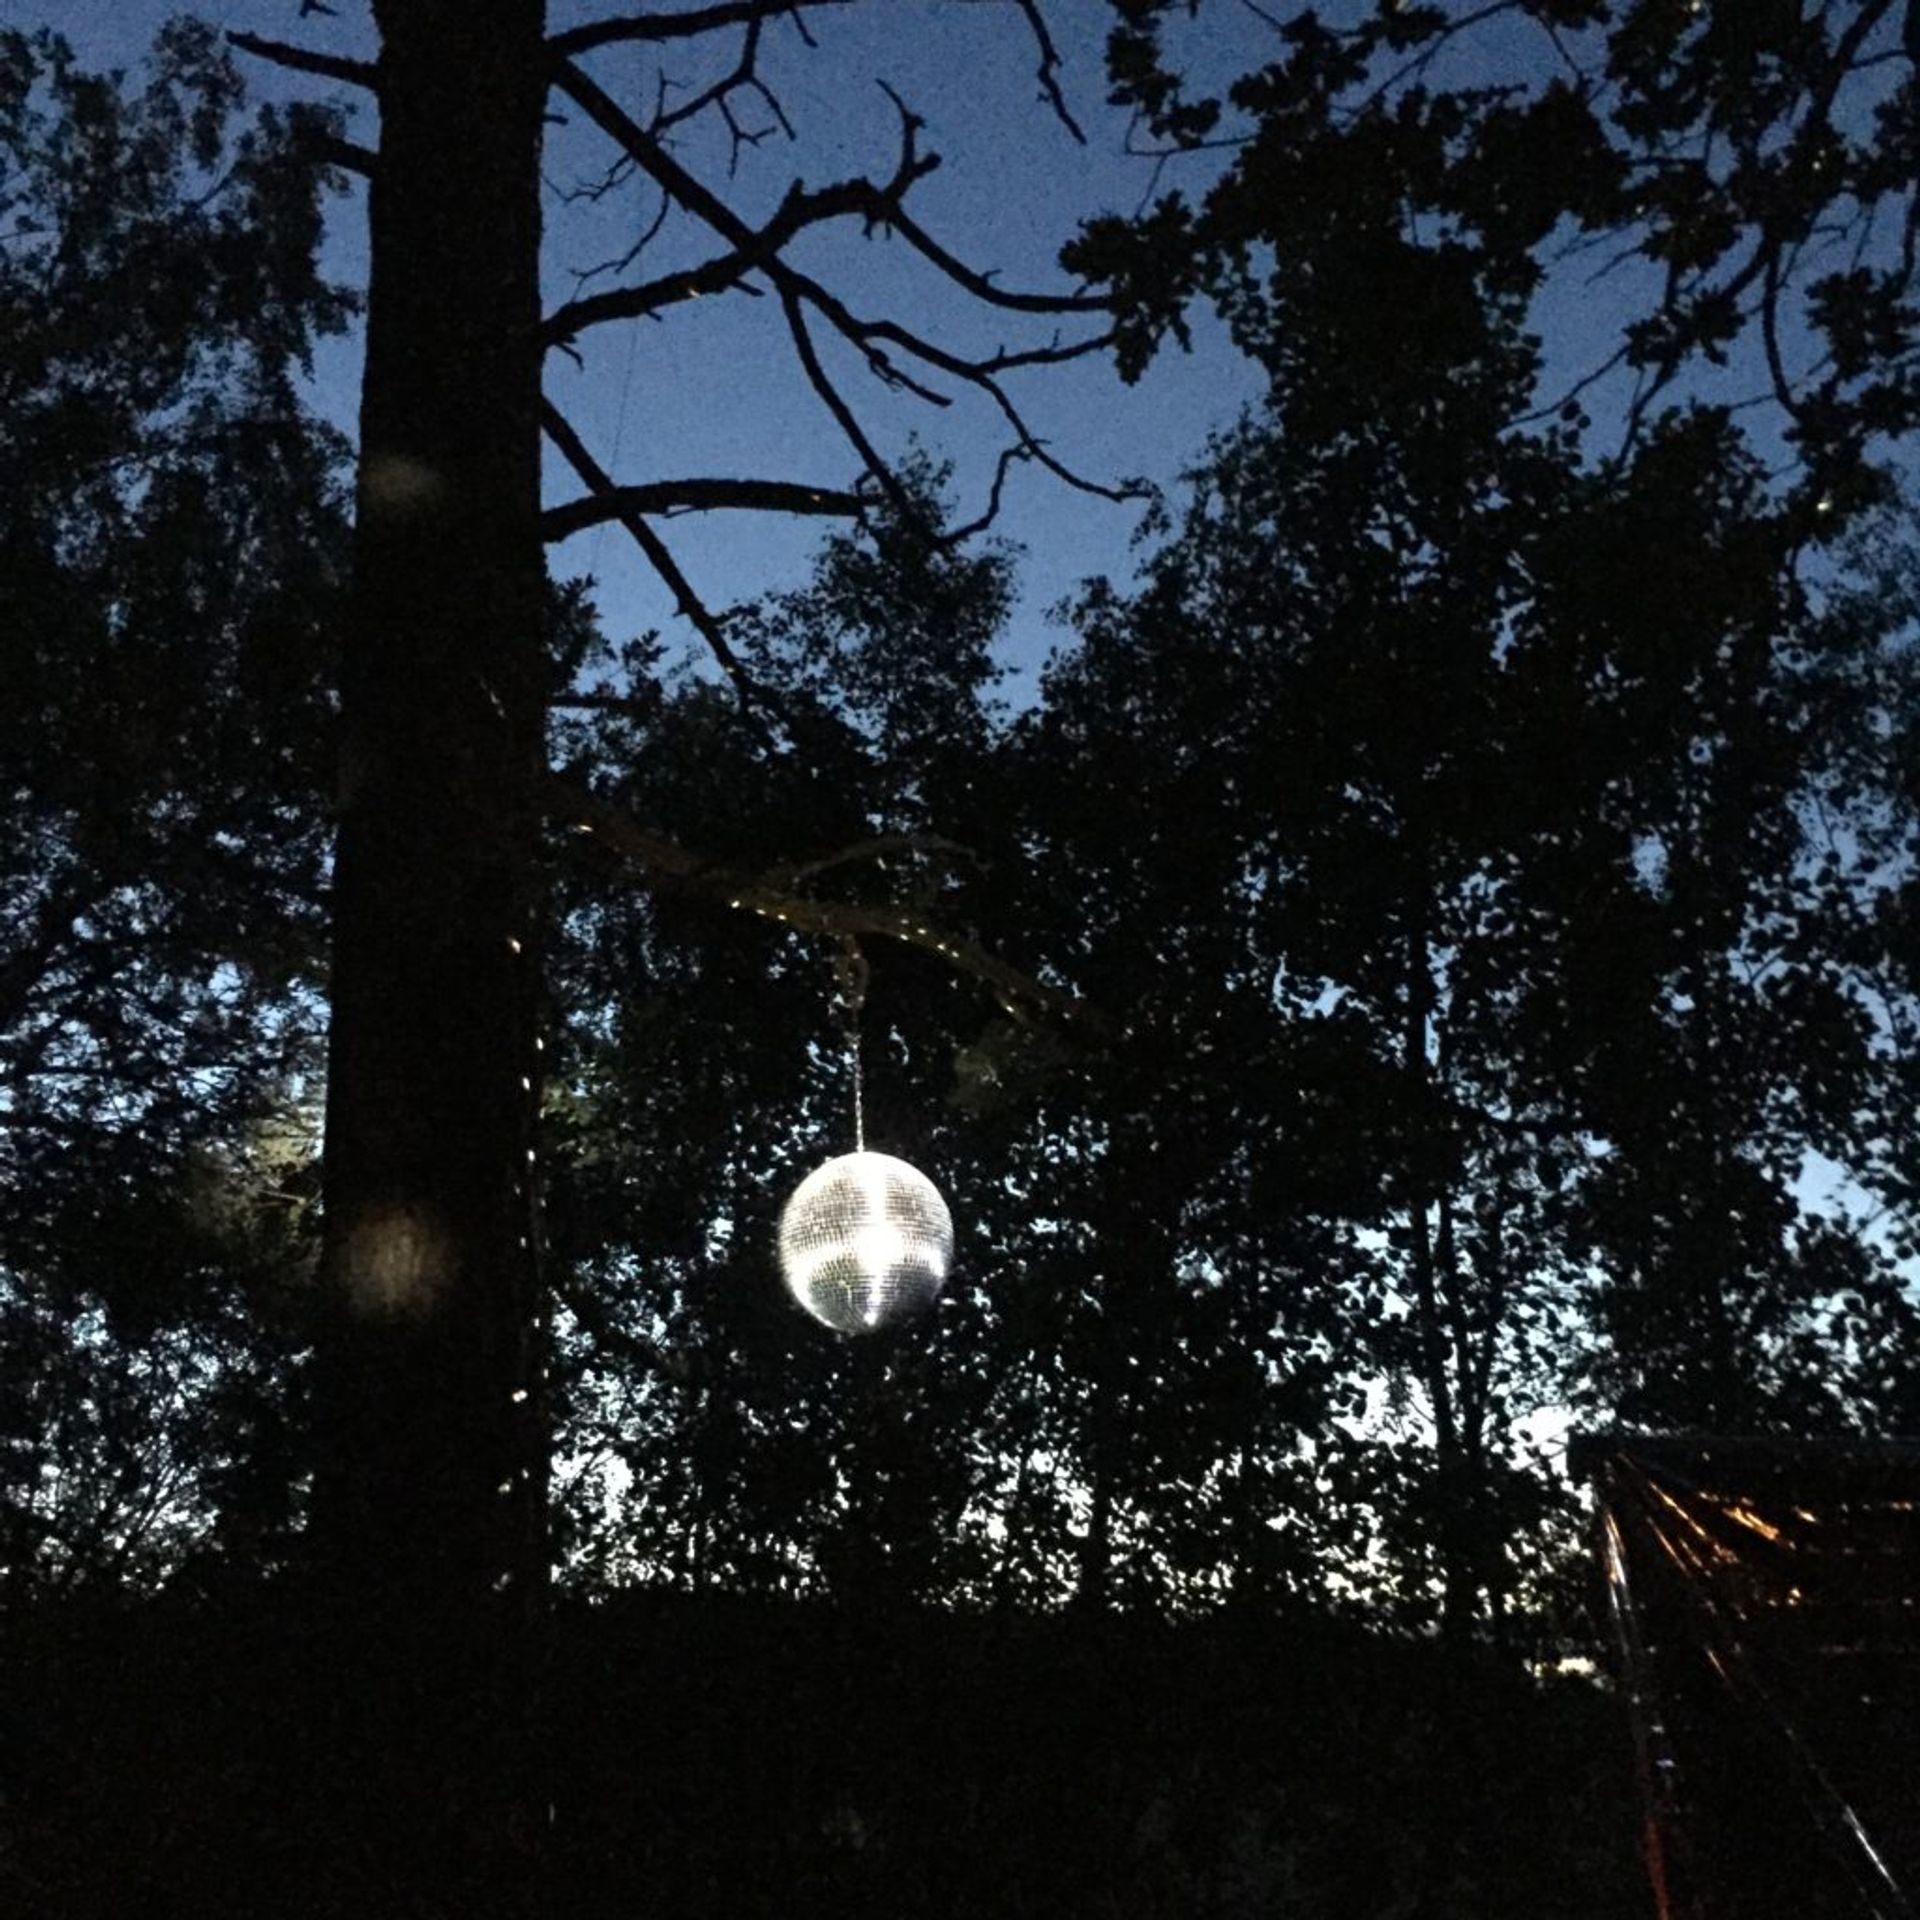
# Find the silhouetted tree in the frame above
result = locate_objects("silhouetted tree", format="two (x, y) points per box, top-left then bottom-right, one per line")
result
(0, 20), (349, 1616)
(232, 0), (1116, 1898)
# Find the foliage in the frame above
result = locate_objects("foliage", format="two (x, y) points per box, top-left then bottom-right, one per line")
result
(520, 6), (1920, 1648)
(0, 23), (352, 1602)
(4, 13), (1920, 1917)
(7, 4), (1917, 1661)
(1073, 0), (1920, 513)
(0, 19), (353, 1155)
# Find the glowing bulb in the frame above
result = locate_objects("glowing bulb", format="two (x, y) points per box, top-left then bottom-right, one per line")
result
(777, 1151), (953, 1334)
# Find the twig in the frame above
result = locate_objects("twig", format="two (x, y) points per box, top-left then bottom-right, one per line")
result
(553, 63), (1131, 516)
(779, 287), (924, 522)
(542, 123), (939, 347)
(999, 0), (1086, 144)
(885, 203), (1108, 315)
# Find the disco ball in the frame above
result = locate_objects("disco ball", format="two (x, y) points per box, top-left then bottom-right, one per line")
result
(778, 1151), (954, 1334)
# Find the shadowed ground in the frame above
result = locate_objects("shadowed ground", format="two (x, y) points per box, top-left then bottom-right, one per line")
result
(7, 1589), (1642, 1918)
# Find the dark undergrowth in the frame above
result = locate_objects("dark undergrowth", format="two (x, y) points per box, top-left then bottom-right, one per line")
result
(4, 1590), (1645, 1919)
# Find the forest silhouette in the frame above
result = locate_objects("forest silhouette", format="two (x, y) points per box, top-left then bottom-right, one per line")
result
(4, 4), (1918, 1913)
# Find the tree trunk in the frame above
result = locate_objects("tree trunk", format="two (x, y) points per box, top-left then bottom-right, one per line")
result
(1075, 1446), (1114, 1613)
(1401, 881), (1479, 1644)
(309, 0), (549, 1900)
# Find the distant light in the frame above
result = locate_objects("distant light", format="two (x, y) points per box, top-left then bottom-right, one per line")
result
(778, 1152), (953, 1334)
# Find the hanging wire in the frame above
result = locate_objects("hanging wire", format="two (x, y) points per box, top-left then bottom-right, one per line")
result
(832, 939), (869, 1153)
(588, 315), (642, 593)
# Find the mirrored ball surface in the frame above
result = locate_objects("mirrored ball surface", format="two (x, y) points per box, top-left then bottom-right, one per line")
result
(778, 1152), (954, 1334)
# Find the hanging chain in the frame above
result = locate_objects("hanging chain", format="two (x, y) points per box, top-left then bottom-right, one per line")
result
(832, 938), (870, 1154)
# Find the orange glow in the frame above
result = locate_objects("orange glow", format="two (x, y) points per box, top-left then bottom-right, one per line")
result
(1721, 1503), (1783, 1544)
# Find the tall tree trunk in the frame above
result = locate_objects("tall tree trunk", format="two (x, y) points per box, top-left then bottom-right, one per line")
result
(309, 0), (549, 1900)
(1075, 1444), (1114, 1613)
(1401, 879), (1477, 1643)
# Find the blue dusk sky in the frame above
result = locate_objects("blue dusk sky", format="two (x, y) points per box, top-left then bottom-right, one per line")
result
(41, 0), (1269, 697)
(36, 1), (1886, 692)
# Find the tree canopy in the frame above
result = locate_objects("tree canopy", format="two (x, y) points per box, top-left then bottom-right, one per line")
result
(5, 4), (1920, 1914)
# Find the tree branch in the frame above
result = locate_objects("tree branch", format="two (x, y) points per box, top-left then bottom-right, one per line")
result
(943, 444), (1028, 545)
(309, 133), (378, 178)
(547, 252), (755, 344)
(1007, 0), (1086, 144)
(651, 10), (799, 173)
(544, 74), (939, 348)
(549, 0), (852, 62)
(554, 60), (1135, 523)
(885, 203), (1108, 315)
(227, 32), (380, 92)
(551, 777), (1100, 1029)
(543, 478), (863, 541)
(540, 401), (778, 736)
(543, 154), (935, 346)
(778, 286), (924, 521)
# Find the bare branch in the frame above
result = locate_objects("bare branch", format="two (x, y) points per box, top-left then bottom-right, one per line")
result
(543, 477), (864, 541)
(956, 0), (1086, 143)
(309, 133), (377, 178)
(558, 151), (639, 209)
(547, 250), (755, 344)
(1760, 247), (1810, 428)
(541, 402), (778, 737)
(1512, 338), (1632, 429)
(942, 443), (1028, 545)
(564, 190), (672, 299)
(554, 60), (1134, 517)
(885, 203), (1109, 315)
(549, 0), (852, 62)
(1348, 1), (1522, 115)
(227, 31), (379, 91)
(650, 12), (799, 171)
(779, 287), (924, 518)
(542, 111), (939, 347)
(1010, 0), (1086, 144)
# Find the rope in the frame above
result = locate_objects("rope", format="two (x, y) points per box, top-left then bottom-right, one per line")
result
(851, 1021), (865, 1153)
(832, 939), (869, 1154)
